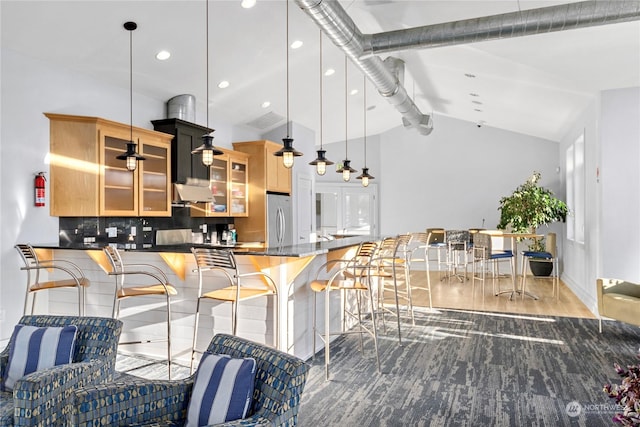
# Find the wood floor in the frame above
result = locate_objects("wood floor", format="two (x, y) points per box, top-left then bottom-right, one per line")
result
(405, 270), (595, 319)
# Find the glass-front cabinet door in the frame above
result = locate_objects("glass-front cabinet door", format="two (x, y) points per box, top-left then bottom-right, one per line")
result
(230, 156), (248, 217)
(208, 155), (229, 216)
(102, 135), (138, 215)
(139, 140), (171, 216)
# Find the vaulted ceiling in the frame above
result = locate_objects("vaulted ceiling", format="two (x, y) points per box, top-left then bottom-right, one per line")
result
(2, 0), (639, 144)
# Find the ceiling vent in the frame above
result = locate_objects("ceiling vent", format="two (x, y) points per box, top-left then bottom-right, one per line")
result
(246, 111), (285, 130)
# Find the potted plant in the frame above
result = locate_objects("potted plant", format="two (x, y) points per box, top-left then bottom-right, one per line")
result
(497, 171), (568, 276)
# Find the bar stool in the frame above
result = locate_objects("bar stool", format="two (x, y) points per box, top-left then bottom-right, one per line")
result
(371, 235), (414, 344)
(15, 244), (90, 316)
(190, 248), (278, 373)
(443, 229), (471, 282)
(471, 232), (514, 296)
(103, 245), (177, 379)
(520, 232), (559, 301)
(310, 241), (380, 380)
(408, 232), (433, 309)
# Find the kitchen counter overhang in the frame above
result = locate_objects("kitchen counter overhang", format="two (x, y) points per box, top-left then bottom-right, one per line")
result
(33, 235), (375, 258)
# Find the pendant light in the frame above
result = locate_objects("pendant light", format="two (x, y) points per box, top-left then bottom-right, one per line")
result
(191, 0), (223, 166)
(273, 0), (303, 169)
(336, 55), (357, 182)
(357, 76), (374, 187)
(117, 21), (145, 172)
(309, 30), (333, 176)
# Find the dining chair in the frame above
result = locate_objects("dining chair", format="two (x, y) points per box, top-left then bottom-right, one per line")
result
(103, 245), (177, 379)
(520, 232), (559, 301)
(15, 244), (90, 316)
(190, 247), (278, 373)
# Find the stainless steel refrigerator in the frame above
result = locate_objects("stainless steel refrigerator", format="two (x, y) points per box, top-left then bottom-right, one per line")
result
(266, 193), (293, 247)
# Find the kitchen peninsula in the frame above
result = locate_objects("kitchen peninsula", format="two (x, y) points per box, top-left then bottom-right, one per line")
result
(32, 236), (370, 362)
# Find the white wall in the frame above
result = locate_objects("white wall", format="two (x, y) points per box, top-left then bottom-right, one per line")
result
(600, 87), (640, 282)
(558, 86), (640, 315)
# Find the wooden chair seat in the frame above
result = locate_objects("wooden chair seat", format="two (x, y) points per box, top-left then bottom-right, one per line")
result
(29, 277), (90, 291)
(116, 284), (178, 299)
(202, 286), (275, 302)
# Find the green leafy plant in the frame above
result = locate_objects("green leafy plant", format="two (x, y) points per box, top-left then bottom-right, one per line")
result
(497, 171), (568, 251)
(603, 352), (640, 425)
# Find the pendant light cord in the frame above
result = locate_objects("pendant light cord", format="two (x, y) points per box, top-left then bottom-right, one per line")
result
(344, 55), (348, 159)
(206, 0), (210, 128)
(286, 0), (290, 138)
(319, 30), (323, 150)
(363, 75), (367, 168)
(129, 26), (133, 143)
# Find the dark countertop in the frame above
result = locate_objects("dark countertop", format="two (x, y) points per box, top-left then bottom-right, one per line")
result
(32, 235), (375, 258)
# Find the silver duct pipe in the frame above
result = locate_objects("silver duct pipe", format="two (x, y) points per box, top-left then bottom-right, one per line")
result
(295, 0), (433, 135)
(295, 0), (640, 137)
(365, 1), (640, 54)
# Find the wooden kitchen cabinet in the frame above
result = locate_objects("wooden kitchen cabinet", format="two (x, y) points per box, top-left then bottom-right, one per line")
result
(46, 113), (172, 217)
(190, 148), (249, 218)
(233, 140), (291, 194)
(232, 140), (292, 243)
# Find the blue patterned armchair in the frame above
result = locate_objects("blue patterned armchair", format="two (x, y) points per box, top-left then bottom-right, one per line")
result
(72, 334), (310, 427)
(0, 315), (123, 426)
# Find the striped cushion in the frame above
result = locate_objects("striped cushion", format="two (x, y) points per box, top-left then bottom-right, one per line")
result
(2, 324), (77, 391)
(186, 354), (256, 427)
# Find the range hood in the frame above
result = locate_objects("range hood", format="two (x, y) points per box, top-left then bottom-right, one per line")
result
(173, 177), (215, 203)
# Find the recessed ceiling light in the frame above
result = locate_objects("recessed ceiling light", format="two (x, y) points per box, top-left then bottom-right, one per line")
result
(291, 40), (303, 49)
(261, 101), (271, 108)
(324, 68), (335, 76)
(218, 80), (230, 89)
(350, 89), (358, 95)
(474, 108), (483, 112)
(366, 105), (376, 111)
(241, 0), (256, 9)
(472, 100), (483, 105)
(155, 50), (171, 60)
(469, 92), (480, 97)
(465, 73), (477, 78)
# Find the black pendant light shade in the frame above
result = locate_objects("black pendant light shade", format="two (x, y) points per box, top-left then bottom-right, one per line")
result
(309, 149), (334, 176)
(192, 133), (223, 166)
(274, 137), (303, 169)
(117, 140), (146, 171)
(119, 21), (145, 172)
(356, 167), (374, 187)
(338, 159), (357, 182)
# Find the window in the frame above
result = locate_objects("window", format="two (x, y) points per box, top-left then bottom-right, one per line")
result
(566, 133), (585, 243)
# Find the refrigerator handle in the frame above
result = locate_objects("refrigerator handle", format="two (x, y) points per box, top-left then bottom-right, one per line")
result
(281, 207), (286, 244)
(276, 208), (282, 246)
(278, 207), (285, 245)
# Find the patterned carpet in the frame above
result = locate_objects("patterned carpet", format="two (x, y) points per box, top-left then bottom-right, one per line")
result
(115, 307), (640, 427)
(297, 307), (639, 427)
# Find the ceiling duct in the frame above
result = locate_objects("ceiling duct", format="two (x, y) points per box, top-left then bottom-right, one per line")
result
(364, 1), (640, 55)
(295, 0), (640, 137)
(295, 0), (433, 136)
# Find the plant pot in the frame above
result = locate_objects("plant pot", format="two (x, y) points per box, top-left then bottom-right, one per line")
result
(529, 259), (553, 277)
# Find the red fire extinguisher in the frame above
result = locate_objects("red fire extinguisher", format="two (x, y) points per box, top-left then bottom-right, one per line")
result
(35, 172), (46, 207)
